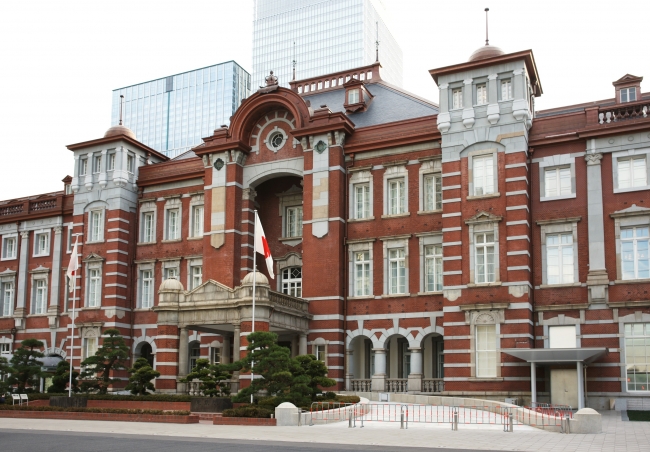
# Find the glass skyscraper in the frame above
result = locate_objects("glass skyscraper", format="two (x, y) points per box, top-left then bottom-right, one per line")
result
(252, 0), (403, 88)
(111, 61), (251, 158)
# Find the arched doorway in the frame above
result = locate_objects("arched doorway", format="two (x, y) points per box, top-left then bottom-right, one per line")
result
(422, 333), (444, 392)
(140, 343), (154, 367)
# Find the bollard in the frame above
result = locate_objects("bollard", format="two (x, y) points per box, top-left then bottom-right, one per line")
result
(349, 413), (353, 428)
(508, 413), (514, 432)
(452, 411), (459, 431)
(400, 412), (405, 429)
(564, 414), (570, 434)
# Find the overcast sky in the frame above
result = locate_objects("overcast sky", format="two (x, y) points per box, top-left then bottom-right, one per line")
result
(1, 0), (649, 199)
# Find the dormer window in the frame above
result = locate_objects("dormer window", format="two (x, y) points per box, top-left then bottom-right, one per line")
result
(343, 79), (373, 114)
(621, 87), (637, 103)
(348, 89), (360, 104)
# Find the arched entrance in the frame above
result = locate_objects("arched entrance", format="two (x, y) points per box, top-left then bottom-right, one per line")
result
(422, 333), (444, 392)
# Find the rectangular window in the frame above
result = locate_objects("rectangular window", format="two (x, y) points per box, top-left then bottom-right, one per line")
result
(354, 184), (370, 219)
(425, 245), (443, 292)
(545, 167), (572, 197)
(475, 233), (495, 283)
(1, 236), (17, 260)
(191, 265), (202, 290)
(388, 179), (406, 215)
(164, 266), (179, 281)
(34, 279), (47, 314)
(473, 155), (494, 196)
(348, 89), (360, 104)
(127, 154), (135, 173)
(84, 337), (98, 361)
(166, 209), (180, 240)
(624, 323), (650, 391)
(286, 206), (303, 238)
(281, 267), (302, 297)
(618, 156), (647, 189)
(34, 233), (49, 256)
(423, 174), (442, 211)
(79, 159), (88, 176)
(501, 79), (512, 100)
(93, 155), (102, 174)
(88, 269), (101, 307)
(107, 153), (116, 171)
(89, 210), (103, 242)
(142, 212), (155, 243)
(211, 347), (221, 365)
(2, 282), (14, 317)
(0, 343), (9, 354)
(315, 345), (326, 362)
(546, 233), (574, 284)
(67, 228), (73, 253)
(388, 248), (406, 294)
(452, 88), (463, 109)
(476, 325), (497, 378)
(141, 270), (153, 308)
(621, 87), (637, 103)
(621, 227), (650, 280)
(354, 251), (371, 296)
(476, 83), (487, 105)
(191, 205), (204, 237)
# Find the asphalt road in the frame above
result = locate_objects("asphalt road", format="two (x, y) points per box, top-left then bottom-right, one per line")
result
(0, 429), (506, 452)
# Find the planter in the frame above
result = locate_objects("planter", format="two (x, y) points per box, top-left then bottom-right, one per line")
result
(49, 397), (88, 408)
(190, 397), (233, 413)
(0, 411), (199, 424)
(87, 400), (190, 411)
(213, 416), (276, 426)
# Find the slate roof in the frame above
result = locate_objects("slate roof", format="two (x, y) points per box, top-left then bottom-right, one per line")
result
(302, 81), (438, 128)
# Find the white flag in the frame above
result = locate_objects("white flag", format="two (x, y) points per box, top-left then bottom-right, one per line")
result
(254, 214), (274, 279)
(66, 238), (79, 293)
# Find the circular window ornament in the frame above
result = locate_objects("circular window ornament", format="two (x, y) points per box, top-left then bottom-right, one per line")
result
(315, 140), (327, 154)
(266, 128), (287, 152)
(213, 158), (225, 171)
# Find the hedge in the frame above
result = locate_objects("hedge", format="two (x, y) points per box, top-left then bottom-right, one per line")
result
(0, 405), (190, 415)
(222, 405), (273, 418)
(25, 393), (192, 402)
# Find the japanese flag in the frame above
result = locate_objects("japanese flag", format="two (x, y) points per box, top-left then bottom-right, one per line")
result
(254, 214), (274, 279)
(66, 238), (79, 293)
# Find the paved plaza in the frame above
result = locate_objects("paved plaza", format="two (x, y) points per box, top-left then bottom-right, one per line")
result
(0, 410), (649, 451)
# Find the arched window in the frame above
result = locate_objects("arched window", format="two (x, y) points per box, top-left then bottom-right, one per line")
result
(281, 267), (302, 297)
(140, 343), (154, 367)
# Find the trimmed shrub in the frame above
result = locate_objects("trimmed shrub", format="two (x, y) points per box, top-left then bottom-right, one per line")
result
(256, 396), (281, 409)
(323, 391), (337, 400)
(0, 405), (190, 415)
(335, 395), (360, 404)
(222, 406), (273, 418)
(27, 393), (192, 402)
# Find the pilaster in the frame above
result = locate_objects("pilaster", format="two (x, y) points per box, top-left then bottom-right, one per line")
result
(584, 150), (608, 303)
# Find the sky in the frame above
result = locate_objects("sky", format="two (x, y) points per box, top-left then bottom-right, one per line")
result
(1, 0), (649, 199)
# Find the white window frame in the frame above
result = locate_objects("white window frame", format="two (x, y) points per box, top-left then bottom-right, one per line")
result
(66, 225), (73, 253)
(620, 226), (649, 281)
(347, 88), (360, 104)
(382, 164), (409, 217)
(466, 213), (502, 286)
(474, 232), (496, 284)
(348, 168), (374, 221)
(620, 87), (637, 103)
(31, 273), (48, 315)
(87, 268), (102, 307)
(382, 236), (409, 296)
(187, 258), (203, 290)
(312, 339), (328, 363)
(417, 233), (442, 294)
(163, 197), (182, 241)
(475, 324), (497, 378)
(354, 250), (371, 297)
(281, 267), (302, 297)
(88, 209), (104, 243)
(348, 240), (374, 298)
(451, 87), (463, 110)
(139, 201), (157, 244)
(83, 337), (98, 361)
(612, 206), (650, 283)
(141, 269), (154, 308)
(79, 158), (88, 176)
(286, 206), (303, 238)
(424, 244), (443, 293)
(537, 154), (577, 202)
(189, 194), (204, 239)
(537, 218), (580, 287)
(33, 230), (51, 257)
(476, 83), (488, 106)
(624, 323), (650, 392)
(500, 79), (513, 101)
(467, 149), (498, 199)
(162, 259), (180, 281)
(613, 149), (650, 193)
(418, 157), (442, 213)
(107, 151), (116, 171)
(93, 154), (102, 174)
(127, 154), (135, 173)
(1, 234), (18, 260)
(277, 186), (303, 241)
(472, 154), (495, 197)
(0, 273), (16, 317)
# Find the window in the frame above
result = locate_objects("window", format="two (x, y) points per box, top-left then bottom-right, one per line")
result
(452, 88), (463, 109)
(87, 269), (101, 307)
(281, 267), (302, 297)
(354, 184), (370, 219)
(388, 248), (406, 294)
(618, 156), (647, 189)
(191, 205), (204, 238)
(89, 210), (104, 242)
(34, 232), (49, 256)
(621, 227), (649, 280)
(1, 282), (14, 316)
(388, 179), (406, 215)
(286, 206), (303, 238)
(1, 236), (17, 260)
(476, 83), (487, 105)
(315, 344), (326, 361)
(166, 208), (180, 240)
(0, 343), (9, 354)
(475, 233), (495, 283)
(624, 323), (650, 391)
(545, 167), (571, 198)
(93, 155), (102, 174)
(34, 279), (47, 314)
(501, 79), (512, 100)
(84, 337), (98, 361)
(127, 154), (135, 173)
(546, 233), (575, 284)
(476, 325), (497, 378)
(141, 211), (155, 243)
(425, 245), (443, 292)
(211, 347), (221, 365)
(67, 227), (73, 253)
(354, 251), (371, 296)
(423, 174), (442, 211)
(107, 153), (115, 171)
(549, 325), (577, 349)
(189, 343), (201, 372)
(164, 266), (179, 281)
(621, 87), (637, 103)
(79, 158), (88, 176)
(141, 270), (153, 308)
(473, 155), (494, 196)
(348, 89), (360, 104)
(190, 265), (202, 290)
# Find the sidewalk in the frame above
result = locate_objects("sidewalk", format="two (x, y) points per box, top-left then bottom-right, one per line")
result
(0, 410), (648, 451)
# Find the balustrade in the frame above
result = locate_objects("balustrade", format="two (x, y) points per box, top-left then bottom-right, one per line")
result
(422, 378), (445, 393)
(350, 379), (372, 392)
(598, 101), (649, 124)
(385, 378), (408, 393)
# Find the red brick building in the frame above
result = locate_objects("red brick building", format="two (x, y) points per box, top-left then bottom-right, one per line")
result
(1, 47), (649, 409)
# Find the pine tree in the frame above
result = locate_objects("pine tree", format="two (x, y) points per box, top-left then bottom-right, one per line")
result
(180, 358), (231, 397)
(125, 358), (161, 395)
(7, 339), (45, 392)
(47, 360), (79, 393)
(79, 329), (129, 394)
(0, 355), (11, 395)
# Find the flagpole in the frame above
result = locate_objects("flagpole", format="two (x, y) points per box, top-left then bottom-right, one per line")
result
(251, 210), (257, 404)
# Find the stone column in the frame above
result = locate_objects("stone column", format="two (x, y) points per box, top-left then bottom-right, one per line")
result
(14, 230), (30, 327)
(585, 149), (608, 303)
(371, 348), (387, 392)
(345, 349), (354, 391)
(176, 326), (189, 393)
(299, 333), (308, 356)
(577, 361), (585, 410)
(71, 155), (80, 193)
(48, 226), (63, 327)
(98, 149), (108, 189)
(221, 336), (230, 364)
(461, 78), (475, 128)
(84, 152), (94, 191)
(407, 347), (423, 392)
(530, 362), (537, 404)
(486, 74), (500, 125)
(231, 324), (241, 393)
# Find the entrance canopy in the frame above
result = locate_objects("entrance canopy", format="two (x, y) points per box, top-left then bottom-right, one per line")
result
(502, 347), (608, 363)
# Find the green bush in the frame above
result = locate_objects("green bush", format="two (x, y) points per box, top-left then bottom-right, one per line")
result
(335, 395), (360, 404)
(256, 396), (281, 409)
(222, 405), (273, 418)
(26, 393), (192, 402)
(323, 391), (337, 400)
(0, 405), (190, 415)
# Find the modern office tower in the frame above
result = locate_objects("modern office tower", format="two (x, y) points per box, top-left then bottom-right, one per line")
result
(111, 61), (251, 158)
(252, 0), (403, 87)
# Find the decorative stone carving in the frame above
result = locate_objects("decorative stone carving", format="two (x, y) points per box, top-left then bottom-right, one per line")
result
(444, 289), (461, 301)
(508, 285), (529, 298)
(585, 153), (603, 166)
